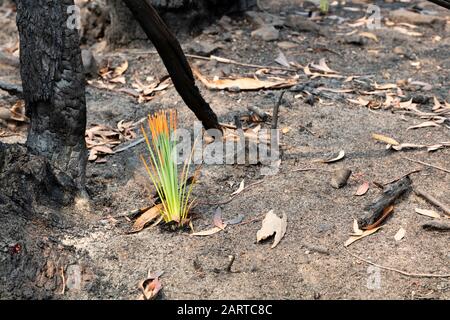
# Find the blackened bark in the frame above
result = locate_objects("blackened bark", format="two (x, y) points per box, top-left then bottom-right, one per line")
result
(15, 0), (87, 191)
(123, 0), (220, 130)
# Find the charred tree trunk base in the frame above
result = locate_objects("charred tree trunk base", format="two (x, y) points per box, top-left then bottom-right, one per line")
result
(0, 142), (99, 299)
(0, 143), (77, 215)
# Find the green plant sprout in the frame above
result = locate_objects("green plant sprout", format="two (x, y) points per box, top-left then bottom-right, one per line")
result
(140, 110), (196, 227)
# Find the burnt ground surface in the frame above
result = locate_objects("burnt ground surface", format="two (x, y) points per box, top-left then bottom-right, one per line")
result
(0, 0), (449, 299)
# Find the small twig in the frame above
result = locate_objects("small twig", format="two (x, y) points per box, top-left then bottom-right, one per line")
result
(272, 90), (286, 129)
(405, 157), (450, 174)
(239, 213), (266, 226)
(226, 255), (235, 272)
(114, 137), (145, 153)
(293, 167), (330, 173)
(345, 248), (450, 278)
(60, 267), (66, 295)
(415, 188), (450, 216)
(125, 50), (297, 72)
(382, 169), (421, 186)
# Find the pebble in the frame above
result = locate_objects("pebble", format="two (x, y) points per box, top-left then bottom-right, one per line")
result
(251, 25), (279, 41)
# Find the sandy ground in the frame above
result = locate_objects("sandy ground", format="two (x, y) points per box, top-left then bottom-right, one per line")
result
(0, 0), (449, 299)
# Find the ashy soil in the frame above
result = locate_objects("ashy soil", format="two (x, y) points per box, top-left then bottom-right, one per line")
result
(0, 0), (449, 300)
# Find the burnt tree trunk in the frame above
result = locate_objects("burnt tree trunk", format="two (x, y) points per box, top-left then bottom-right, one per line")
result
(15, 0), (87, 193)
(123, 0), (220, 130)
(105, 0), (256, 46)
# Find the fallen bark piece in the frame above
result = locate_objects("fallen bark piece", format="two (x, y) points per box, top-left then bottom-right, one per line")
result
(421, 220), (450, 231)
(414, 189), (450, 216)
(357, 176), (412, 229)
(330, 168), (352, 189)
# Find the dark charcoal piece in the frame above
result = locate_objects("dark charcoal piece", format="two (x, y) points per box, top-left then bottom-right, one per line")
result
(357, 176), (412, 229)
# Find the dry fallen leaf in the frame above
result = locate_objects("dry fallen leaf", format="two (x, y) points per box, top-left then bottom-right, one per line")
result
(372, 133), (400, 146)
(193, 68), (297, 91)
(391, 142), (450, 152)
(275, 50), (290, 68)
(393, 26), (422, 37)
(358, 31), (379, 42)
(345, 225), (382, 247)
(415, 208), (441, 219)
(394, 227), (406, 241)
(191, 226), (224, 237)
(355, 182), (370, 196)
(113, 60), (129, 77)
(374, 83), (397, 90)
(138, 271), (163, 300)
(213, 207), (226, 230)
(310, 58), (338, 74)
(432, 96), (442, 111)
(348, 97), (371, 107)
(320, 150), (345, 163)
(131, 204), (163, 233)
(407, 121), (441, 130)
(231, 179), (245, 196)
(256, 210), (287, 249)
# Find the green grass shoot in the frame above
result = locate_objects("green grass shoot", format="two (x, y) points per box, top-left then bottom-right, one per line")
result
(140, 109), (196, 227)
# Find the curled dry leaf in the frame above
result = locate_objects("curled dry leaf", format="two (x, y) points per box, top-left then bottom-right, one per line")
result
(310, 58), (338, 74)
(113, 60), (129, 77)
(432, 96), (442, 111)
(358, 31), (379, 42)
(348, 97), (370, 107)
(190, 226), (224, 237)
(394, 227), (406, 241)
(345, 226), (382, 247)
(372, 133), (400, 146)
(131, 204), (163, 233)
(304, 65), (343, 79)
(321, 150), (345, 163)
(231, 179), (245, 196)
(138, 272), (163, 300)
(256, 210), (287, 249)
(355, 182), (370, 196)
(415, 208), (441, 219)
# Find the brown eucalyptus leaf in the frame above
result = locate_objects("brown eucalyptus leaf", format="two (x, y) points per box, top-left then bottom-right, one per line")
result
(355, 182), (370, 196)
(131, 204), (163, 233)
